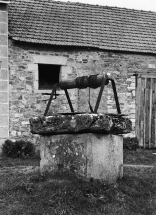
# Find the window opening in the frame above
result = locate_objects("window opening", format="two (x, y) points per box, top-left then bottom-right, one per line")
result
(38, 64), (60, 90)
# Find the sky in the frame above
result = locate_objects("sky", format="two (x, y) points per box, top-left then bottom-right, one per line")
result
(57, 0), (156, 12)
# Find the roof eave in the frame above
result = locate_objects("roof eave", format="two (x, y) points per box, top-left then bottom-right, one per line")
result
(11, 36), (156, 55)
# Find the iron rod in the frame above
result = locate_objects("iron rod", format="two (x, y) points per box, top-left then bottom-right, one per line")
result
(64, 89), (74, 112)
(44, 84), (58, 116)
(110, 79), (121, 114)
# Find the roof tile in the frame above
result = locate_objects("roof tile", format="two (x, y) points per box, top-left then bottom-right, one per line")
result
(9, 0), (156, 53)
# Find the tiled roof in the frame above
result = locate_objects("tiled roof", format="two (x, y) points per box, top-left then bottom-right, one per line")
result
(9, 0), (156, 54)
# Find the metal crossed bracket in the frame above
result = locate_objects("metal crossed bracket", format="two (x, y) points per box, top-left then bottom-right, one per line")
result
(44, 74), (121, 116)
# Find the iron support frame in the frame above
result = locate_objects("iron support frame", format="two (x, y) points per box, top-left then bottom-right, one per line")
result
(44, 75), (121, 116)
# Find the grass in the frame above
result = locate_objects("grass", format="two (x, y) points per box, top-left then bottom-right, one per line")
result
(0, 149), (156, 215)
(0, 166), (156, 215)
(124, 148), (156, 165)
(0, 156), (40, 168)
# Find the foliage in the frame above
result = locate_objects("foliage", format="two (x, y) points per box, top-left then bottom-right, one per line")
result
(2, 139), (35, 158)
(123, 137), (139, 150)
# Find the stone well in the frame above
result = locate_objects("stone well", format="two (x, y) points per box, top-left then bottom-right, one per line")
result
(30, 113), (132, 183)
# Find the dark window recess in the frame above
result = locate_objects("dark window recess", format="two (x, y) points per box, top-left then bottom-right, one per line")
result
(38, 64), (60, 90)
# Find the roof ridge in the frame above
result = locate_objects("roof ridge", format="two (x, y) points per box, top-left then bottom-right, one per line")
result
(54, 1), (156, 14)
(10, 0), (156, 14)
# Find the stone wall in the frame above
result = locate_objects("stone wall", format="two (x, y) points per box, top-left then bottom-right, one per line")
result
(0, 3), (9, 148)
(8, 39), (156, 142)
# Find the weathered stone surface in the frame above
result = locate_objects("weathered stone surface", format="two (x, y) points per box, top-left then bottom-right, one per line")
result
(0, 127), (9, 138)
(40, 133), (123, 183)
(30, 113), (132, 135)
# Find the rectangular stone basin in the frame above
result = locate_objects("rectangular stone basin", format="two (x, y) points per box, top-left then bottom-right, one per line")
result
(39, 133), (123, 184)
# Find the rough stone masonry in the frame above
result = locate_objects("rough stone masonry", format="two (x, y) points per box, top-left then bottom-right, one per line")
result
(8, 39), (156, 144)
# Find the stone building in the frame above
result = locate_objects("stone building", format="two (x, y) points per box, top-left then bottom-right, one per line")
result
(1, 0), (156, 147)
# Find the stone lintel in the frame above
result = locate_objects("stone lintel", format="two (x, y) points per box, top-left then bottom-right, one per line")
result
(33, 55), (67, 65)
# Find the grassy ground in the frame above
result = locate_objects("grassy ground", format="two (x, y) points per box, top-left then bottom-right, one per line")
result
(124, 148), (156, 165)
(0, 149), (156, 215)
(0, 156), (40, 168)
